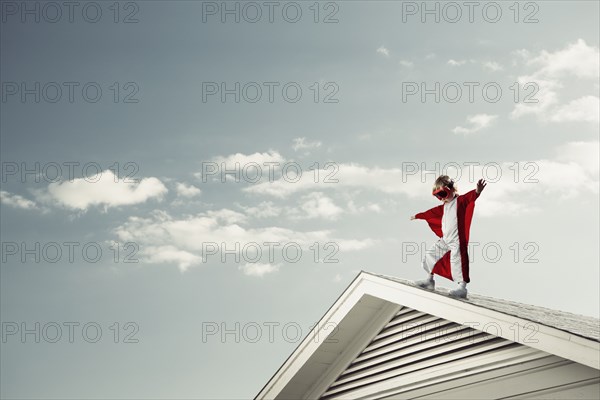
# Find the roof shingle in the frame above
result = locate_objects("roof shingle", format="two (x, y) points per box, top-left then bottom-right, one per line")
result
(372, 272), (600, 342)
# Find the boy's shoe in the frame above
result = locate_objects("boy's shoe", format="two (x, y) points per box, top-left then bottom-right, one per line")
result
(449, 286), (468, 299)
(414, 278), (435, 291)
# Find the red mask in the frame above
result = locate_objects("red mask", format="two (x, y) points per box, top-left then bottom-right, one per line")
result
(433, 186), (453, 201)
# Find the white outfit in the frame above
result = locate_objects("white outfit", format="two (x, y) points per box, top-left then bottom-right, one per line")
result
(421, 195), (465, 283)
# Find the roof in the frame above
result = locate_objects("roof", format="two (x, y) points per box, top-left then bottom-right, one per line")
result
(374, 272), (600, 342)
(256, 271), (600, 399)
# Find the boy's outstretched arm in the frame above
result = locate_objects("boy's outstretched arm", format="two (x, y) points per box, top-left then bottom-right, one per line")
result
(410, 204), (443, 221)
(460, 179), (487, 204)
(411, 204), (444, 238)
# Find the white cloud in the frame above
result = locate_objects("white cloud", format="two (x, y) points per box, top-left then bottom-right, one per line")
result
(482, 61), (503, 71)
(526, 38), (599, 79)
(205, 208), (248, 224)
(512, 48), (531, 61)
(475, 199), (541, 218)
(469, 151), (598, 217)
(510, 76), (560, 120)
(336, 238), (377, 251)
(175, 182), (202, 198)
(237, 201), (281, 218)
(243, 163), (423, 199)
(39, 170), (167, 211)
(239, 262), (280, 277)
(452, 114), (498, 135)
(555, 141), (599, 175)
(511, 39), (599, 123)
(347, 200), (382, 214)
(292, 137), (322, 152)
(448, 59), (467, 66)
(450, 157), (597, 217)
(141, 245), (203, 272)
(241, 149), (598, 218)
(533, 159), (598, 198)
(213, 150), (285, 166)
(244, 195), (381, 220)
(0, 191), (38, 210)
(551, 96), (600, 123)
(113, 208), (375, 271)
(377, 46), (390, 57)
(194, 150), (285, 182)
(294, 192), (344, 220)
(399, 60), (414, 68)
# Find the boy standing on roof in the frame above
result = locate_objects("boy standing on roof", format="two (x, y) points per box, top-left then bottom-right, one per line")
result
(410, 175), (486, 299)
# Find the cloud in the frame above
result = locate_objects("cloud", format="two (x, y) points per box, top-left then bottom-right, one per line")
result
(449, 59), (502, 71)
(141, 245), (203, 272)
(113, 208), (375, 272)
(236, 201), (281, 218)
(204, 208), (247, 224)
(452, 114), (498, 135)
(526, 38), (599, 79)
(292, 192), (344, 220)
(194, 150), (285, 182)
(532, 159), (598, 198)
(347, 200), (382, 214)
(471, 144), (598, 216)
(292, 137), (322, 152)
(336, 238), (377, 251)
(239, 262), (280, 277)
(555, 141), (599, 175)
(482, 61), (503, 71)
(0, 191), (38, 210)
(240, 148), (598, 218)
(212, 150), (285, 166)
(510, 76), (560, 120)
(399, 60), (414, 68)
(241, 196), (379, 221)
(511, 39), (600, 123)
(175, 182), (201, 198)
(475, 199), (541, 218)
(450, 156), (597, 217)
(38, 170), (167, 211)
(243, 163), (423, 199)
(551, 96), (600, 123)
(377, 46), (390, 57)
(448, 59), (467, 66)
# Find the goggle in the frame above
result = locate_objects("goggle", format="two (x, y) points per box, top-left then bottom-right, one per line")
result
(433, 186), (452, 200)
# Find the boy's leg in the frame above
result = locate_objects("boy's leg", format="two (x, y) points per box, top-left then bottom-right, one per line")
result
(415, 239), (448, 290)
(423, 239), (448, 274)
(447, 241), (468, 298)
(447, 241), (464, 283)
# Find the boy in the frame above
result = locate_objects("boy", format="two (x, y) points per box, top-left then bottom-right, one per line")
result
(410, 176), (486, 298)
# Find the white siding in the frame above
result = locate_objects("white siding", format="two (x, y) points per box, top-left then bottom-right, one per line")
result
(319, 306), (600, 399)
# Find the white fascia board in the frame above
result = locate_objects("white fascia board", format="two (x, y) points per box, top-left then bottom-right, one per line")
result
(256, 272), (378, 399)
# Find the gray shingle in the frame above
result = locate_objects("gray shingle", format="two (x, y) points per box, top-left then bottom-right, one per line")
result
(370, 272), (600, 343)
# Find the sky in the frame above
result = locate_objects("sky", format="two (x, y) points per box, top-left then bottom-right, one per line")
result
(1, 0), (599, 399)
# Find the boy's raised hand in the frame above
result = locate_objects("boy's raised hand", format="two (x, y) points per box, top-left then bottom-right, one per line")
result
(476, 179), (487, 194)
(410, 215), (416, 220)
